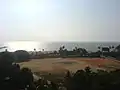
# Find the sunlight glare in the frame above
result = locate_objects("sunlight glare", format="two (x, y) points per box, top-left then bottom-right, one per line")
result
(6, 41), (40, 51)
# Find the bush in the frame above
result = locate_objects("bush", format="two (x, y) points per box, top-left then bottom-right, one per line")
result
(1, 52), (120, 90)
(14, 50), (30, 62)
(0, 52), (15, 65)
(64, 67), (120, 90)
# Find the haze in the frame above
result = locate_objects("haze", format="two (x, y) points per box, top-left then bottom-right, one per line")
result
(0, 0), (120, 42)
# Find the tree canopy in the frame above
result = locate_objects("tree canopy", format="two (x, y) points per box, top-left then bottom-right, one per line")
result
(14, 50), (30, 62)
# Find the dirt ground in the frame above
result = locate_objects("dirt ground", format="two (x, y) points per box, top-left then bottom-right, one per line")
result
(19, 58), (120, 74)
(19, 58), (120, 82)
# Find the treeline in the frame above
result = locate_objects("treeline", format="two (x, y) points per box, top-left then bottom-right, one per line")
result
(29, 45), (120, 59)
(12, 49), (120, 61)
(0, 52), (34, 90)
(1, 52), (120, 90)
(2, 44), (120, 61)
(64, 67), (120, 90)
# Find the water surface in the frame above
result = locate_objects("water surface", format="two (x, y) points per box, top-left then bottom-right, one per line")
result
(1, 41), (120, 52)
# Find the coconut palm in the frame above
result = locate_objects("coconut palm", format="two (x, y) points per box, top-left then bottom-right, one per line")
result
(75, 47), (78, 50)
(42, 49), (44, 52)
(98, 46), (101, 50)
(5, 49), (8, 52)
(34, 48), (37, 55)
(62, 46), (65, 50)
(98, 46), (101, 53)
(34, 48), (36, 51)
(112, 46), (114, 48)
(109, 46), (111, 49)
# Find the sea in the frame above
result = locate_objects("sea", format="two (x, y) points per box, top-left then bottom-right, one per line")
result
(0, 41), (120, 52)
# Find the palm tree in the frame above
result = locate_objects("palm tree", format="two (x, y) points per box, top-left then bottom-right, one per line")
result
(34, 48), (37, 55)
(59, 47), (63, 56)
(59, 46), (66, 57)
(111, 46), (115, 52)
(73, 47), (78, 54)
(112, 46), (114, 48)
(5, 49), (8, 52)
(75, 47), (77, 50)
(62, 46), (65, 50)
(109, 46), (111, 49)
(77, 48), (88, 56)
(34, 48), (36, 51)
(98, 46), (101, 52)
(73, 49), (75, 52)
(42, 49), (44, 52)
(98, 46), (101, 50)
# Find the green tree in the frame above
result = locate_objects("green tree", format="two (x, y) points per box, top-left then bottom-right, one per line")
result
(59, 46), (67, 57)
(14, 50), (30, 62)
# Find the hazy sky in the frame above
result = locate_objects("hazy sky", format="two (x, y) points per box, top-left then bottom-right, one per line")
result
(0, 0), (120, 42)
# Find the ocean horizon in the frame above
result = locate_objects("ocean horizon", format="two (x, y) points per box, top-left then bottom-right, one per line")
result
(0, 41), (120, 52)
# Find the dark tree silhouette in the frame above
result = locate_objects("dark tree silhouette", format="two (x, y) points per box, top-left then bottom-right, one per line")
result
(98, 46), (101, 52)
(65, 67), (120, 90)
(62, 46), (65, 49)
(42, 49), (44, 52)
(34, 48), (36, 51)
(73, 47), (88, 56)
(0, 51), (36, 90)
(59, 46), (67, 57)
(53, 51), (58, 54)
(0, 52), (15, 65)
(115, 45), (120, 52)
(0, 52), (19, 90)
(1, 52), (120, 90)
(14, 50), (30, 62)
(1, 49), (120, 90)
(98, 46), (101, 49)
(109, 46), (111, 49)
(34, 48), (36, 54)
(112, 46), (114, 49)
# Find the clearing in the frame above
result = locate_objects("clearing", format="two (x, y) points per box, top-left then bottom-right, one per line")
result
(19, 58), (120, 82)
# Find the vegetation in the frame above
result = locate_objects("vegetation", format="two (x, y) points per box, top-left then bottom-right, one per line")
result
(1, 51), (120, 90)
(115, 45), (120, 52)
(1, 44), (120, 89)
(15, 44), (120, 59)
(0, 51), (35, 90)
(64, 67), (120, 90)
(14, 50), (30, 62)
(0, 52), (15, 65)
(58, 46), (88, 58)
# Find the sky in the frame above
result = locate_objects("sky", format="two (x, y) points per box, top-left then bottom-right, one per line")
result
(0, 0), (120, 42)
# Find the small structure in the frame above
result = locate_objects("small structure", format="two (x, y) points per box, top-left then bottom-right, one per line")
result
(102, 47), (110, 52)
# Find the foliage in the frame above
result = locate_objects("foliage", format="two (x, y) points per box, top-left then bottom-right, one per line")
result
(0, 52), (35, 90)
(59, 46), (67, 57)
(115, 45), (120, 52)
(14, 50), (30, 62)
(1, 52), (120, 90)
(64, 67), (120, 90)
(59, 46), (88, 57)
(0, 52), (15, 65)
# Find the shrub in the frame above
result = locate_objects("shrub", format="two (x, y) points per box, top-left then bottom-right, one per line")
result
(14, 50), (30, 62)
